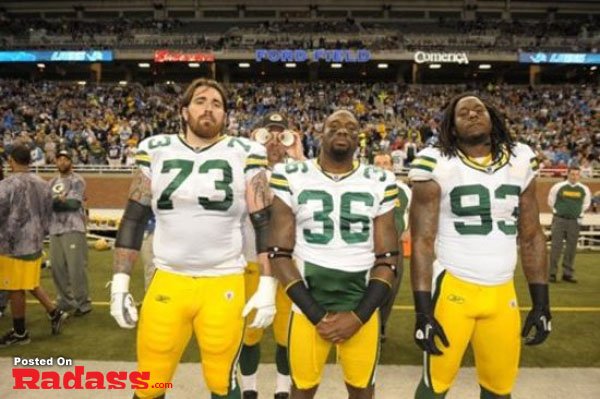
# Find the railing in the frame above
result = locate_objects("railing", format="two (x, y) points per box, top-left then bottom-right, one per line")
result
(86, 209), (600, 250)
(4, 165), (599, 178)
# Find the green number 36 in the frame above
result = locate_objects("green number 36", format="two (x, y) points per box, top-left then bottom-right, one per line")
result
(298, 190), (374, 245)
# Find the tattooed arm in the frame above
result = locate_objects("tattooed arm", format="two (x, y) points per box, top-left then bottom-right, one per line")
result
(246, 169), (273, 276)
(113, 169), (153, 275)
(246, 169), (272, 212)
(110, 169), (152, 328)
(242, 168), (277, 328)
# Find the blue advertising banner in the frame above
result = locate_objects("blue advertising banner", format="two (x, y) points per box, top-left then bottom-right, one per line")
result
(519, 52), (600, 64)
(0, 50), (113, 62)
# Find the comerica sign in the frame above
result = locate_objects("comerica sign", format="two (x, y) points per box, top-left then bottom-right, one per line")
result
(414, 51), (469, 64)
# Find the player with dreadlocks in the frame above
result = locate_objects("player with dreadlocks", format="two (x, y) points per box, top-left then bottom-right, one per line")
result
(408, 93), (551, 398)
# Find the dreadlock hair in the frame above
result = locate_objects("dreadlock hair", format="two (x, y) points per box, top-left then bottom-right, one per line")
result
(438, 93), (515, 159)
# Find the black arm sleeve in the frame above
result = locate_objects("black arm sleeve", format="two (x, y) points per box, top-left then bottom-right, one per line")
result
(115, 200), (152, 250)
(250, 206), (271, 254)
(286, 280), (327, 325)
(353, 279), (391, 324)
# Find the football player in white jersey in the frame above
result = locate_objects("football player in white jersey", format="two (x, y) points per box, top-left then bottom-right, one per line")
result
(239, 112), (304, 399)
(269, 110), (399, 399)
(109, 78), (277, 399)
(409, 94), (551, 398)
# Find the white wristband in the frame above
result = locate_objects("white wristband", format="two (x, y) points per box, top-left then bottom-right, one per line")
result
(111, 273), (130, 294)
(258, 276), (277, 293)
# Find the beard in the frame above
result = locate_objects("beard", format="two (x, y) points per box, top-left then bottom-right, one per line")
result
(456, 130), (491, 147)
(327, 143), (355, 162)
(187, 114), (223, 139)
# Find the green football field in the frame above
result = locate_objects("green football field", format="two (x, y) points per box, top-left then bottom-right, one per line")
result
(1, 250), (598, 367)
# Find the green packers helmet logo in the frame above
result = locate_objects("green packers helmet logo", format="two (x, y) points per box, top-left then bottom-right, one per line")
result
(52, 182), (65, 194)
(269, 114), (283, 122)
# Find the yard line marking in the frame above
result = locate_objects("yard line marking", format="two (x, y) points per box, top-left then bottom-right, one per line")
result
(25, 301), (600, 312)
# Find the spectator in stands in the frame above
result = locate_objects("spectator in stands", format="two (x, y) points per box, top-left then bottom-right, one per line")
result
(48, 150), (92, 316)
(548, 166), (592, 283)
(0, 145), (67, 346)
(0, 80), (598, 174)
(107, 138), (123, 167)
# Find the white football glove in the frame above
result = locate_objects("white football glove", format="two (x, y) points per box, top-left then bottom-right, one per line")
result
(242, 276), (277, 329)
(110, 273), (138, 329)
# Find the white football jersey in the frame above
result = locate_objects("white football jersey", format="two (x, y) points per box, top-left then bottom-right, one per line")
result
(271, 160), (398, 273)
(409, 143), (538, 285)
(135, 134), (267, 276)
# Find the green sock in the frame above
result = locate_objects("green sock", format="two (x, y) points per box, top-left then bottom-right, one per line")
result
(480, 386), (510, 399)
(275, 344), (290, 375)
(239, 344), (260, 375)
(415, 377), (447, 399)
(211, 384), (241, 399)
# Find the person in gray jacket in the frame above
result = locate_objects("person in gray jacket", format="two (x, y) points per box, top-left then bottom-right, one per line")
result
(548, 166), (592, 283)
(49, 150), (92, 316)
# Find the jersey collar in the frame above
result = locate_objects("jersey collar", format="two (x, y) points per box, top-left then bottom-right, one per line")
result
(177, 133), (227, 153)
(456, 146), (510, 174)
(313, 159), (360, 182)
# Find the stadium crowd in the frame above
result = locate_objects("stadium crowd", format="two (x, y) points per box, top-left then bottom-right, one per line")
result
(0, 16), (597, 51)
(0, 79), (598, 176)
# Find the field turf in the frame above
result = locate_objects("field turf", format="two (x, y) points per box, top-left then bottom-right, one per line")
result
(1, 250), (598, 367)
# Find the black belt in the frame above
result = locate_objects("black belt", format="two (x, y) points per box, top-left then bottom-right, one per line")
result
(554, 215), (577, 220)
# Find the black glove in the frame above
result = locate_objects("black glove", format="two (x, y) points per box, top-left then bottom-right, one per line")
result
(413, 291), (449, 355)
(521, 284), (552, 346)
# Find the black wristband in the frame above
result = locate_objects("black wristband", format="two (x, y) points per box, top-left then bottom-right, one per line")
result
(286, 280), (327, 325)
(375, 250), (399, 260)
(268, 246), (293, 259)
(528, 283), (549, 309)
(373, 262), (397, 277)
(250, 206), (271, 254)
(354, 279), (391, 324)
(413, 291), (433, 315)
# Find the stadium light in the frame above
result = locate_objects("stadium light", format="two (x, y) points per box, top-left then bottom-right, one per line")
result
(591, 66), (598, 71)
(77, 81), (86, 86)
(429, 64), (442, 69)
(478, 64), (492, 70)
(188, 63), (200, 68)
(377, 63), (389, 69)
(138, 62), (151, 68)
(238, 62), (250, 68)
(37, 63), (45, 68)
(285, 63), (297, 68)
(119, 81), (128, 86)
(331, 63), (342, 69)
